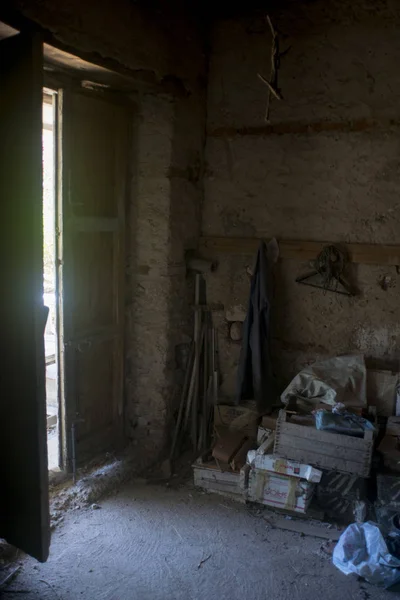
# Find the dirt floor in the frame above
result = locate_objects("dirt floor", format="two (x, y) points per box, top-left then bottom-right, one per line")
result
(3, 480), (399, 599)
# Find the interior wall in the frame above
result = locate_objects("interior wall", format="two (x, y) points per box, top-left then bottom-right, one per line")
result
(1, 0), (207, 465)
(126, 91), (205, 466)
(203, 0), (400, 400)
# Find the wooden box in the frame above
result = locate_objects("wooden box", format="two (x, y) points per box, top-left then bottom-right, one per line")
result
(193, 459), (245, 502)
(274, 410), (373, 478)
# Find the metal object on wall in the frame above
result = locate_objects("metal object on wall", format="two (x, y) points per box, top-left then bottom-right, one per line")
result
(296, 245), (355, 295)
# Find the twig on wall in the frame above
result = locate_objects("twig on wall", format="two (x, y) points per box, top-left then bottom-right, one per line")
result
(258, 15), (289, 122)
(257, 73), (282, 101)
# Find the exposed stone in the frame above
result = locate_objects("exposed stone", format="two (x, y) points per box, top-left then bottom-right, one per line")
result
(125, 90), (206, 465)
(230, 322), (243, 342)
(204, 4), (400, 392)
(226, 304), (247, 322)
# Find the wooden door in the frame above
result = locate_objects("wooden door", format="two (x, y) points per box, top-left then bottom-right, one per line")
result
(0, 33), (50, 562)
(58, 89), (128, 468)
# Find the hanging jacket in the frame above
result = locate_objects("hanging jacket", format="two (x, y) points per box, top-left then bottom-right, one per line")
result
(236, 239), (278, 413)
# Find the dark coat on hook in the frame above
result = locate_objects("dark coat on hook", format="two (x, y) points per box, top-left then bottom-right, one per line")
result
(236, 240), (278, 413)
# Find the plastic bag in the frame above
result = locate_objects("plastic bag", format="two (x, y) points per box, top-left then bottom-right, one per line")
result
(333, 522), (400, 588)
(281, 354), (367, 409)
(315, 410), (375, 437)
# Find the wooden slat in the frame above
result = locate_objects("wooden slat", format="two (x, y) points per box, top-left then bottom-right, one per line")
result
(274, 447), (367, 476)
(277, 432), (368, 462)
(271, 517), (342, 540)
(199, 236), (400, 266)
(274, 419), (372, 477)
(278, 421), (372, 449)
(208, 118), (400, 138)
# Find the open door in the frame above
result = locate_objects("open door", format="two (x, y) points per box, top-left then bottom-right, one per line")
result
(0, 33), (50, 561)
(59, 89), (128, 469)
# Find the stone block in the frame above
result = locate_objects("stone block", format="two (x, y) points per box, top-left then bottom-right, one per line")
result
(226, 304), (247, 322)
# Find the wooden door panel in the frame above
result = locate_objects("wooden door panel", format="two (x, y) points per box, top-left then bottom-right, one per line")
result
(0, 33), (50, 562)
(60, 90), (128, 466)
(71, 233), (114, 332)
(70, 94), (120, 218)
(75, 339), (115, 431)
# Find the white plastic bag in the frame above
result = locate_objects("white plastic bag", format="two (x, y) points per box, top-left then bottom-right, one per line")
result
(281, 354), (367, 408)
(333, 522), (400, 589)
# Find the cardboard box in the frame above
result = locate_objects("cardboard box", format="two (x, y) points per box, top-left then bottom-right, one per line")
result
(378, 435), (400, 472)
(261, 414), (278, 431)
(214, 401), (259, 440)
(212, 431), (247, 463)
(315, 488), (366, 524)
(246, 468), (315, 513)
(319, 470), (367, 497)
(367, 369), (399, 416)
(386, 416), (400, 437)
(377, 474), (400, 508)
(246, 453), (322, 482)
(316, 470), (368, 524)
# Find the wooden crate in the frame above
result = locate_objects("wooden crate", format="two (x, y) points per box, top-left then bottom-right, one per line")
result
(274, 411), (373, 478)
(193, 459), (245, 502)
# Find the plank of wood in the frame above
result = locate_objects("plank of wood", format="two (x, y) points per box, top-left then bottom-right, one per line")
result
(276, 432), (368, 463)
(273, 444), (366, 475)
(199, 236), (400, 266)
(208, 118), (400, 138)
(271, 517), (342, 541)
(277, 422), (373, 450)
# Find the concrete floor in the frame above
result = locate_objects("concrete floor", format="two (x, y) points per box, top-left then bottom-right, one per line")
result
(7, 482), (399, 599)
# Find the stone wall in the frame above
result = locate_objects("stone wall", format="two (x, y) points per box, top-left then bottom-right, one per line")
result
(125, 92), (205, 464)
(203, 0), (400, 399)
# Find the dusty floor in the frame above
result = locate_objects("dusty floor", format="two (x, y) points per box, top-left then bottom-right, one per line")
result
(4, 481), (400, 600)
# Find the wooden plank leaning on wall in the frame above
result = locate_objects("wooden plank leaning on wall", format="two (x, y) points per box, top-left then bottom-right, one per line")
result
(199, 236), (400, 267)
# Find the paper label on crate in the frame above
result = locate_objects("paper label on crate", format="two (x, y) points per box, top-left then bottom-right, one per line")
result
(246, 452), (322, 483)
(247, 469), (314, 514)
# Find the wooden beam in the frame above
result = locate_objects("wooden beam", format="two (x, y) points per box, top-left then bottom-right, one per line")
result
(208, 118), (400, 138)
(199, 236), (400, 266)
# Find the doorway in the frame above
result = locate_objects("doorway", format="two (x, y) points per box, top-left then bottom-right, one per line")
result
(42, 90), (59, 471)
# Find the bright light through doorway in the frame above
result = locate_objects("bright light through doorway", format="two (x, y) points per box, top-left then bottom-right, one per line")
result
(43, 91), (59, 471)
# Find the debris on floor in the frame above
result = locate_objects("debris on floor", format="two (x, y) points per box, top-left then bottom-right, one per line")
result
(0, 565), (22, 591)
